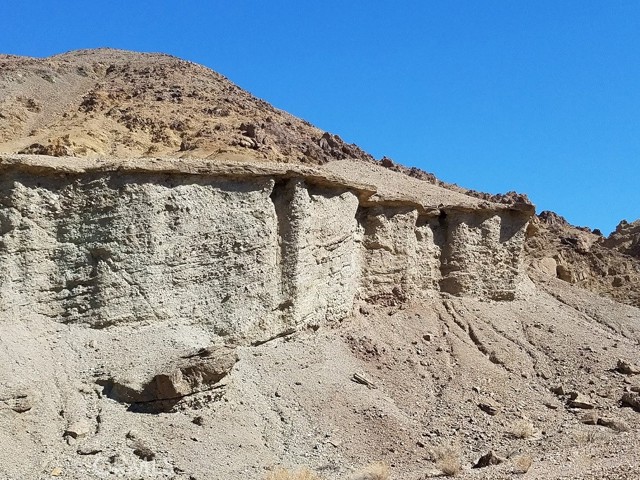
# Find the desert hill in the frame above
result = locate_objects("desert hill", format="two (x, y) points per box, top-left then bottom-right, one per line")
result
(0, 49), (376, 164)
(0, 49), (639, 480)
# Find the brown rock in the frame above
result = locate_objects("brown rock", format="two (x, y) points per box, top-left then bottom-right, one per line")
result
(621, 392), (640, 411)
(617, 359), (640, 375)
(536, 257), (558, 277)
(581, 412), (599, 425)
(478, 402), (499, 416)
(597, 417), (630, 432)
(473, 451), (505, 469)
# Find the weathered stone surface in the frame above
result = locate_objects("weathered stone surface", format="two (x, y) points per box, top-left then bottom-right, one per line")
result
(617, 359), (640, 375)
(568, 393), (595, 409)
(604, 219), (640, 258)
(535, 257), (558, 277)
(0, 156), (533, 343)
(621, 392), (640, 411)
(439, 211), (531, 300)
(103, 345), (238, 405)
(473, 451), (505, 468)
(526, 212), (640, 308)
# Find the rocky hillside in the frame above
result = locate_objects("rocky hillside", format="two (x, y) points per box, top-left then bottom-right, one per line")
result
(1, 49), (640, 480)
(0, 49), (374, 164)
(605, 219), (640, 258)
(526, 212), (640, 308)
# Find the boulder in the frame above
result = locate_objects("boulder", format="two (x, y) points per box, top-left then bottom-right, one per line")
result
(536, 257), (557, 277)
(102, 345), (238, 406)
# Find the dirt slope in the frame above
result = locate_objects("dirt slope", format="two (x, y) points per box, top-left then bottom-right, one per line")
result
(2, 277), (639, 480)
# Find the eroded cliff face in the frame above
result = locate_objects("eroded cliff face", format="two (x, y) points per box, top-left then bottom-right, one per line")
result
(0, 155), (533, 343)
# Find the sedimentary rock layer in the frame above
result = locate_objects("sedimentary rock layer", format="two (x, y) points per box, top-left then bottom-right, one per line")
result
(0, 155), (533, 342)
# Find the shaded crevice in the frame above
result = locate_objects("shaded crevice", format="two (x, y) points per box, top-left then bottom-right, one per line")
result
(437, 209), (459, 294)
(270, 179), (299, 327)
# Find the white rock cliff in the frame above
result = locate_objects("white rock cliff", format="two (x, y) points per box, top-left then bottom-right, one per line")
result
(0, 155), (533, 344)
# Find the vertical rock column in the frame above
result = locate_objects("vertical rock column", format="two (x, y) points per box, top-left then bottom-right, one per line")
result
(439, 210), (530, 300)
(272, 179), (361, 330)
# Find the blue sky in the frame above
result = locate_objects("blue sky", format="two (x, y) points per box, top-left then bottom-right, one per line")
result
(1, 1), (638, 234)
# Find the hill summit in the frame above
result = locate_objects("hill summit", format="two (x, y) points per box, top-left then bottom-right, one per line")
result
(0, 48), (375, 164)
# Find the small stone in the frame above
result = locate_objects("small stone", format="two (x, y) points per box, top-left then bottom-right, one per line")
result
(131, 439), (155, 461)
(473, 451), (505, 469)
(351, 373), (376, 389)
(551, 385), (566, 396)
(569, 393), (594, 409)
(192, 416), (205, 426)
(621, 392), (640, 411)
(580, 412), (599, 425)
(423, 334), (432, 341)
(77, 446), (102, 455)
(478, 402), (499, 416)
(65, 419), (91, 439)
(617, 359), (640, 375)
(51, 467), (63, 476)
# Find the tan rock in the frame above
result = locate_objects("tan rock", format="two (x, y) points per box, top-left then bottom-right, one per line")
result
(536, 257), (557, 277)
(568, 393), (595, 409)
(64, 419), (92, 439)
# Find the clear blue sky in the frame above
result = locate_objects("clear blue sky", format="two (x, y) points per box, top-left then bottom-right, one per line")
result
(2, 1), (638, 234)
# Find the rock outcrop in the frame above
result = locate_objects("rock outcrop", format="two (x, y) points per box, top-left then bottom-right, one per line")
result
(526, 211), (640, 307)
(605, 219), (640, 259)
(0, 154), (533, 343)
